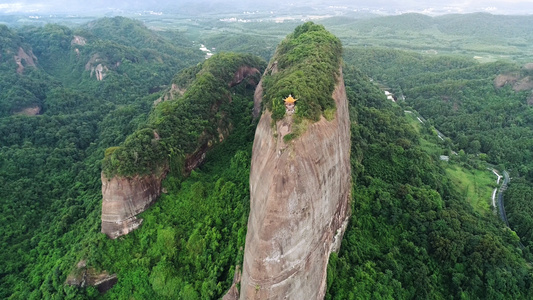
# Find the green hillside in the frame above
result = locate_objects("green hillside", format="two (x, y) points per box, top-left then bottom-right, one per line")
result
(2, 14), (533, 300)
(0, 17), (203, 299)
(262, 22), (342, 123)
(326, 66), (532, 299)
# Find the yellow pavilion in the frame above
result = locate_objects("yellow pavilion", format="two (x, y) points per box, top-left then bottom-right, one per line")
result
(283, 94), (297, 115)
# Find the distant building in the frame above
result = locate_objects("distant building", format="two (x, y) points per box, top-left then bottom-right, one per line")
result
(439, 155), (450, 162)
(284, 94), (298, 115)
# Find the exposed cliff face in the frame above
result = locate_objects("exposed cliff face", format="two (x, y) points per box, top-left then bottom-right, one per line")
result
(101, 172), (165, 238)
(101, 54), (265, 239)
(14, 105), (41, 116)
(153, 83), (186, 106)
(494, 73), (533, 91)
(240, 68), (351, 299)
(252, 61), (277, 119)
(494, 63), (533, 92)
(71, 35), (87, 46)
(85, 54), (109, 81)
(494, 65), (533, 105)
(230, 66), (260, 87)
(65, 260), (118, 293)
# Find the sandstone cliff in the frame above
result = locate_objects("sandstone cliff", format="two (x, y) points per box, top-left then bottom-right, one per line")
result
(101, 172), (165, 238)
(85, 54), (109, 81)
(239, 67), (351, 299)
(14, 47), (37, 74)
(101, 53), (265, 239)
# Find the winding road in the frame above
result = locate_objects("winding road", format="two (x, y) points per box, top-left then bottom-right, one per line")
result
(494, 170), (524, 249)
(405, 108), (523, 248)
(406, 109), (522, 247)
(496, 170), (510, 227)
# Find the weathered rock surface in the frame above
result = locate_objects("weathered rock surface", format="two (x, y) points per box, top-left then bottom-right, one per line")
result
(494, 73), (533, 92)
(71, 35), (87, 46)
(85, 54), (109, 81)
(65, 260), (118, 293)
(101, 61), (262, 239)
(240, 68), (351, 299)
(153, 83), (186, 106)
(223, 265), (242, 300)
(230, 66), (260, 87)
(14, 105), (41, 116)
(101, 172), (165, 239)
(252, 61), (277, 119)
(13, 47), (37, 74)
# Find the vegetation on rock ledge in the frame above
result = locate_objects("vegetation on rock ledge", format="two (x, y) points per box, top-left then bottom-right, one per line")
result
(262, 22), (342, 122)
(102, 53), (265, 178)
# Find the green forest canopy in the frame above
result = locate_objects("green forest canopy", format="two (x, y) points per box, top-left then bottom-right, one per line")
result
(1, 14), (533, 300)
(102, 52), (265, 178)
(261, 22), (342, 122)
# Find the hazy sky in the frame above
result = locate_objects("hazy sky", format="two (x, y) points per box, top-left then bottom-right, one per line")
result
(1, 0), (533, 15)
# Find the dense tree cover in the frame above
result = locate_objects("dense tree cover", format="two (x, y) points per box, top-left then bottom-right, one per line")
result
(504, 180), (533, 258)
(0, 26), (56, 116)
(89, 83), (258, 299)
(343, 47), (533, 256)
(0, 18), (204, 298)
(434, 13), (533, 42)
(326, 66), (533, 299)
(344, 47), (533, 174)
(0, 88), (156, 300)
(4, 16), (533, 300)
(0, 17), (205, 116)
(203, 33), (279, 61)
(331, 12), (533, 42)
(261, 22), (342, 122)
(1, 55), (260, 299)
(321, 13), (533, 60)
(102, 52), (265, 177)
(19, 17), (203, 101)
(0, 24), (20, 50)
(0, 67), (55, 116)
(81, 17), (194, 54)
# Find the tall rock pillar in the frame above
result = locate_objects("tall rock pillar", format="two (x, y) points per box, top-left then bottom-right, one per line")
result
(240, 69), (351, 299)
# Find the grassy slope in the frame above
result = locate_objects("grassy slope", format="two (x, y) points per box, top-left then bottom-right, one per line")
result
(445, 167), (495, 214)
(405, 110), (496, 215)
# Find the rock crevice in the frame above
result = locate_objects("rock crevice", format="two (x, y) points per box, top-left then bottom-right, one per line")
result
(14, 47), (37, 74)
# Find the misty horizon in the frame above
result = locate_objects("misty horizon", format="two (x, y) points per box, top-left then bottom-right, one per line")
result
(1, 0), (533, 16)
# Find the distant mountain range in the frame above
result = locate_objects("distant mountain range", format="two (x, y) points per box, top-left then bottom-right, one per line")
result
(1, 0), (533, 16)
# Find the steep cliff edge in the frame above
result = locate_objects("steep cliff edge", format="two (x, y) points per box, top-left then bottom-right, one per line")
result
(101, 53), (265, 238)
(14, 47), (37, 74)
(101, 173), (165, 238)
(239, 23), (350, 299)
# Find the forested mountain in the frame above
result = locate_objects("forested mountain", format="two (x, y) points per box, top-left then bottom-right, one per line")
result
(2, 13), (533, 299)
(326, 65), (532, 299)
(340, 45), (533, 292)
(343, 47), (533, 174)
(0, 17), (203, 298)
(320, 13), (533, 62)
(327, 12), (533, 40)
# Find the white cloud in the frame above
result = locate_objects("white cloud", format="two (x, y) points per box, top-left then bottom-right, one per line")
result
(0, 2), (46, 13)
(2, 0), (533, 14)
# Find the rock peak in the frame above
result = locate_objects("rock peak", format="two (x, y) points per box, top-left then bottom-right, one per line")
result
(239, 67), (351, 299)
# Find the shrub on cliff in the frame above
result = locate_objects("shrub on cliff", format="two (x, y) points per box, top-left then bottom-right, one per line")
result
(262, 22), (342, 122)
(102, 52), (265, 178)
